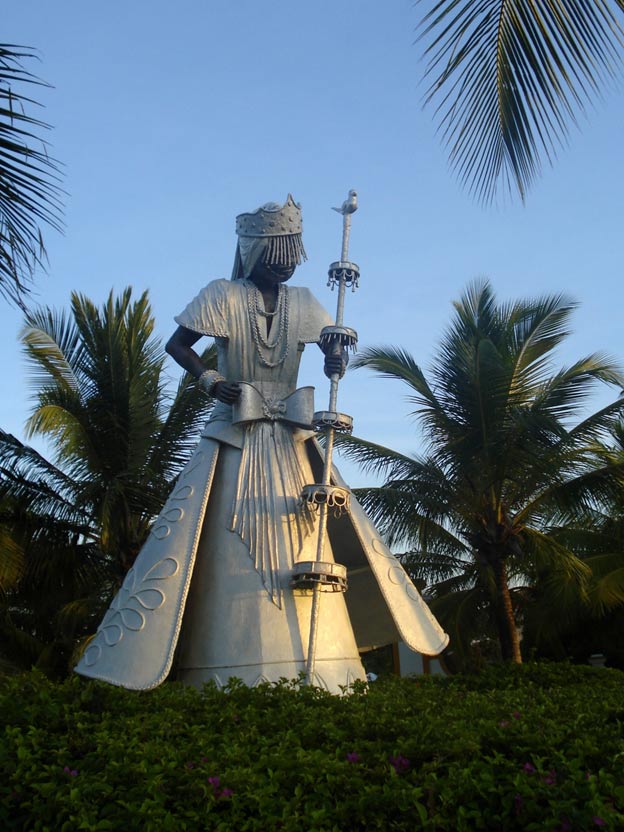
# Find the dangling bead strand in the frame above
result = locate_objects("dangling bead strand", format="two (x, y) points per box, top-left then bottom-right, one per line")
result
(245, 281), (290, 368)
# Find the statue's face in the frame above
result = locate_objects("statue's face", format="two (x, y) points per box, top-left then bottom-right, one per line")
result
(249, 257), (296, 286)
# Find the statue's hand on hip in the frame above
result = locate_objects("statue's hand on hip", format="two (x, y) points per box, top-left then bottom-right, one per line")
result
(214, 381), (241, 404)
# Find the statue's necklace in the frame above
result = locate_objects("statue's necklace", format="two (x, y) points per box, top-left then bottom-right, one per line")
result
(246, 280), (290, 368)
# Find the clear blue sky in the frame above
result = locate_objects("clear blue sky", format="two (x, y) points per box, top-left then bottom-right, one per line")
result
(3, 0), (623, 485)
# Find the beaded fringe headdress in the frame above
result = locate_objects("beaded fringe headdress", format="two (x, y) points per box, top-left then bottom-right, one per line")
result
(231, 194), (307, 280)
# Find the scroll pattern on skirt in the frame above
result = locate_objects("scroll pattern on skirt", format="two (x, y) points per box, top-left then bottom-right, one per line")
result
(81, 469), (201, 668)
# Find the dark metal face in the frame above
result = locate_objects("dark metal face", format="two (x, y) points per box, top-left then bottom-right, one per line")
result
(249, 258), (296, 286)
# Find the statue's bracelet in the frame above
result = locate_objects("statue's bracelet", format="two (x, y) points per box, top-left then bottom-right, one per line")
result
(198, 369), (226, 396)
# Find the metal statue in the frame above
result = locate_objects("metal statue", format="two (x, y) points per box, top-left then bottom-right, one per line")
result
(75, 194), (448, 693)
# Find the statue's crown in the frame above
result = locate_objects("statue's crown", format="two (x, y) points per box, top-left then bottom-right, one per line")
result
(236, 194), (303, 238)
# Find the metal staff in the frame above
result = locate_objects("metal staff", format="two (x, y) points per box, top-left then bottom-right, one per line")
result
(291, 190), (360, 685)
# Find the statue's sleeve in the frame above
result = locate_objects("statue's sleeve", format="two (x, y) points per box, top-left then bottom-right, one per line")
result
(174, 279), (230, 337)
(296, 288), (334, 343)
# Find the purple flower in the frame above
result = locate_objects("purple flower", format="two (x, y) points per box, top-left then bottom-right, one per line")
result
(512, 711), (521, 720)
(389, 754), (410, 774)
(499, 720), (510, 728)
(593, 818), (606, 827)
(346, 752), (360, 764)
(185, 761), (195, 770)
(200, 756), (209, 764)
(544, 769), (557, 786)
(558, 819), (572, 832)
(522, 762), (536, 774)
(208, 775), (233, 800)
(513, 794), (523, 815)
(63, 766), (78, 777)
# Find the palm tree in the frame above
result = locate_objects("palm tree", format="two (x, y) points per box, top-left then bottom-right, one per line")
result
(417, 1), (624, 202)
(338, 280), (624, 663)
(0, 288), (215, 674)
(0, 44), (63, 308)
(521, 418), (624, 664)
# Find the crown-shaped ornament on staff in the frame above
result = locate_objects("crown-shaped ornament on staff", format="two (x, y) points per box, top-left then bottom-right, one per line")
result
(290, 190), (360, 686)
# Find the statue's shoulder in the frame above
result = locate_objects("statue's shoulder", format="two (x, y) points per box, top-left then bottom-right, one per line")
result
(175, 279), (234, 336)
(288, 284), (333, 341)
(201, 277), (233, 295)
(288, 284), (320, 305)
(191, 278), (240, 306)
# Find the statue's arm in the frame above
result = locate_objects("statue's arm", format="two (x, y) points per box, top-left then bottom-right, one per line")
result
(165, 325), (206, 377)
(165, 326), (240, 403)
(300, 288), (348, 379)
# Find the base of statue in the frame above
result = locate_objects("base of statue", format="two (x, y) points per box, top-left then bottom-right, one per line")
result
(178, 657), (366, 692)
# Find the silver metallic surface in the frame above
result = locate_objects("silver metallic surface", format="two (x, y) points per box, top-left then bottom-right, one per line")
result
(331, 190), (358, 262)
(304, 190), (361, 684)
(74, 437), (220, 689)
(291, 560), (348, 592)
(236, 193), (303, 237)
(231, 195), (307, 280)
(319, 325), (358, 351)
(300, 483), (351, 514)
(199, 368), (226, 395)
(232, 382), (314, 429)
(327, 262), (360, 292)
(312, 411), (354, 433)
(75, 195), (449, 695)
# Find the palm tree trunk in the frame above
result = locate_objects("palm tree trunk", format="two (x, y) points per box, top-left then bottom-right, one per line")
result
(492, 558), (522, 664)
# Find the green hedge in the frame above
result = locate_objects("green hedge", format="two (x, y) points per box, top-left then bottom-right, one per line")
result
(1, 663), (623, 831)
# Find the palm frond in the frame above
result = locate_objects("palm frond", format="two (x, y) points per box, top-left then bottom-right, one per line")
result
(21, 308), (82, 394)
(567, 394), (624, 443)
(0, 428), (75, 492)
(352, 345), (459, 454)
(334, 432), (421, 480)
(504, 293), (577, 397)
(428, 586), (493, 658)
(531, 353), (623, 422)
(149, 344), (216, 478)
(581, 553), (624, 614)
(521, 527), (592, 583)
(0, 44), (64, 307)
(400, 547), (474, 584)
(418, 0), (624, 202)
(352, 345), (441, 409)
(0, 524), (25, 592)
(521, 458), (624, 526)
(353, 475), (466, 550)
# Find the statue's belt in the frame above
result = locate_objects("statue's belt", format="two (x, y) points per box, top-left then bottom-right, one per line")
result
(231, 383), (314, 429)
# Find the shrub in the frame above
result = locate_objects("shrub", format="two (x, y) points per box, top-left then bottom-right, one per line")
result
(1, 663), (622, 830)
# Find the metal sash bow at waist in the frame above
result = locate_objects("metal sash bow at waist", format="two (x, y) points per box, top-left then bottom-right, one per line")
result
(231, 383), (314, 429)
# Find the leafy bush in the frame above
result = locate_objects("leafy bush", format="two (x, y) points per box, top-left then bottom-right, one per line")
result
(1, 663), (622, 830)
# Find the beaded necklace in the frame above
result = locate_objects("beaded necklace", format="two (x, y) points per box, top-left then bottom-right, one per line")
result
(245, 280), (290, 368)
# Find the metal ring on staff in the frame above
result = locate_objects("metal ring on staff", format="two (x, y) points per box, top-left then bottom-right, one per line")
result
(290, 561), (348, 592)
